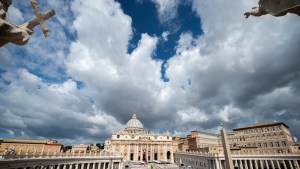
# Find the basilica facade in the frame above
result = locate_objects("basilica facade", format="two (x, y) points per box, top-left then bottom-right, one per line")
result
(104, 113), (174, 162)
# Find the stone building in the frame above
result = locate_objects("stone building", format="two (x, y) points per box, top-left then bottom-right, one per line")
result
(178, 137), (189, 152)
(72, 144), (90, 153)
(105, 113), (174, 162)
(172, 135), (181, 153)
(0, 138), (62, 153)
(232, 122), (295, 154)
(176, 122), (296, 155)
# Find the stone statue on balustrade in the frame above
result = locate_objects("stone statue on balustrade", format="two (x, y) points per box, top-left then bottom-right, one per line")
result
(244, 0), (300, 18)
(9, 145), (15, 156)
(0, 0), (55, 47)
(47, 149), (51, 157)
(33, 148), (37, 156)
(17, 146), (22, 158)
(25, 146), (29, 158)
(40, 149), (44, 157)
(1, 147), (8, 159)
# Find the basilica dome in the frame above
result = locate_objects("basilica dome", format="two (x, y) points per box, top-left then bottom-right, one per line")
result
(125, 113), (143, 129)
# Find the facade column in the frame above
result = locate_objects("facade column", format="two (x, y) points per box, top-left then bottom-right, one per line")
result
(150, 144), (153, 161)
(140, 144), (142, 161)
(215, 159), (220, 169)
(75, 164), (79, 169)
(163, 143), (166, 161)
(108, 161), (111, 169)
(210, 159), (215, 169)
(135, 144), (138, 161)
(234, 160), (238, 169)
(170, 145), (174, 163)
(146, 144), (148, 161)
(260, 160), (264, 169)
(127, 145), (130, 161)
(63, 165), (67, 169)
(111, 161), (114, 169)
(254, 160), (258, 169)
(220, 159), (223, 169)
(87, 163), (90, 169)
(93, 163), (96, 169)
(81, 163), (85, 169)
(98, 163), (101, 169)
(276, 160), (281, 169)
(158, 144), (161, 160)
(265, 160), (270, 169)
(289, 160), (294, 169)
(271, 160), (275, 169)
(245, 160), (249, 169)
(283, 160), (288, 169)
(294, 160), (300, 169)
(239, 160), (244, 169)
(103, 162), (106, 169)
(249, 160), (254, 169)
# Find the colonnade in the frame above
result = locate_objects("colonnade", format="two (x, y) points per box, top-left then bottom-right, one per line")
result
(0, 157), (123, 169)
(30, 162), (121, 169)
(214, 159), (300, 169)
(174, 152), (300, 169)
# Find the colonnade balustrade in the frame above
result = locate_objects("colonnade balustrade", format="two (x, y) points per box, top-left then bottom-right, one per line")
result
(0, 150), (123, 169)
(174, 151), (300, 169)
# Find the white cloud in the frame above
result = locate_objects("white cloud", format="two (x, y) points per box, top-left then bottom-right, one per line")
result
(177, 107), (209, 123)
(1, 0), (300, 143)
(162, 31), (170, 41)
(0, 69), (122, 143)
(150, 0), (179, 24)
(218, 105), (244, 123)
(7, 5), (24, 24)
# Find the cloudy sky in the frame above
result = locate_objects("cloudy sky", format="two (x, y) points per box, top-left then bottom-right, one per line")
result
(1, 0), (300, 145)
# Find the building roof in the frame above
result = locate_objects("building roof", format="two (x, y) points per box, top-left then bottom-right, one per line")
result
(0, 139), (48, 144)
(125, 113), (143, 129)
(233, 122), (289, 131)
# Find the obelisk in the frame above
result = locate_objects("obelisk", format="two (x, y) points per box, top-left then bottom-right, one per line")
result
(220, 124), (234, 169)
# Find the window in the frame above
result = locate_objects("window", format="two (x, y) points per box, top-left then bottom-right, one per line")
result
(269, 142), (273, 147)
(275, 142), (280, 147)
(282, 141), (287, 146)
(117, 135), (120, 138)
